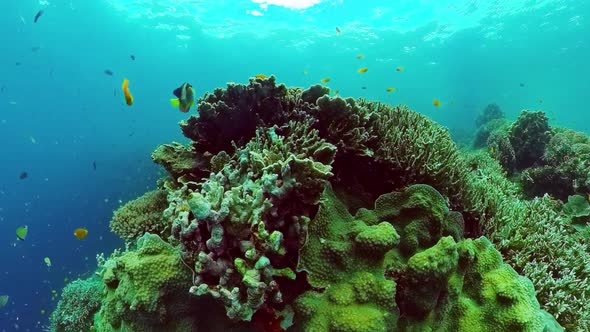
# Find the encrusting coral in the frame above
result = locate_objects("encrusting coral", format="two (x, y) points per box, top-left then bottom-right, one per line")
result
(51, 76), (589, 331)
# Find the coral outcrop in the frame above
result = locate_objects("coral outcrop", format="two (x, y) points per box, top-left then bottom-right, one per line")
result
(110, 190), (169, 241)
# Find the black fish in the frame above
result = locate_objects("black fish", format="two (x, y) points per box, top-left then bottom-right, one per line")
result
(93, 161), (96, 171)
(15, 62), (22, 66)
(34, 10), (44, 23)
(361, 86), (367, 90)
(130, 55), (135, 60)
(31, 46), (41, 52)
(104, 69), (114, 76)
(19, 171), (28, 180)
(519, 83), (525, 87)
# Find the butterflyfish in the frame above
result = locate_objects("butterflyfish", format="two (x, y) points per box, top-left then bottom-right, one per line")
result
(73, 227), (88, 240)
(16, 225), (28, 241)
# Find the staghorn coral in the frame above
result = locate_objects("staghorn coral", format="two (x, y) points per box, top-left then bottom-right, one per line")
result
(294, 184), (556, 332)
(110, 189), (170, 241)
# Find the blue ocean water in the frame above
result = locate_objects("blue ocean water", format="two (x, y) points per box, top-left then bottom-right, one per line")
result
(0, 0), (588, 330)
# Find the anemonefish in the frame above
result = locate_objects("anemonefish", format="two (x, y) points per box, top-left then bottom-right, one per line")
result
(122, 79), (133, 106)
(170, 82), (195, 113)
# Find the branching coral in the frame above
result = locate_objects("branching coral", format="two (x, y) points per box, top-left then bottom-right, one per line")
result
(509, 110), (552, 170)
(110, 190), (170, 241)
(50, 277), (103, 332)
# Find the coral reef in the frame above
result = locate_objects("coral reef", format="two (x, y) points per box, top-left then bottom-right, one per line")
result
(50, 277), (103, 332)
(509, 110), (552, 170)
(52, 77), (588, 330)
(475, 103), (505, 128)
(294, 184), (556, 331)
(110, 190), (169, 241)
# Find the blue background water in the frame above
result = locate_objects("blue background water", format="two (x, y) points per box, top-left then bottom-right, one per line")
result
(0, 0), (588, 330)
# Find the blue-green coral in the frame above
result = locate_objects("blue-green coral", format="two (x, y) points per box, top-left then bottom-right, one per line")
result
(50, 277), (103, 332)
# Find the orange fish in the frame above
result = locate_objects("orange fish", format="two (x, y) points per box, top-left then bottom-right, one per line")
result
(358, 67), (368, 73)
(433, 99), (441, 107)
(255, 74), (267, 79)
(122, 79), (133, 106)
(396, 67), (404, 72)
(73, 228), (88, 240)
(321, 78), (330, 83)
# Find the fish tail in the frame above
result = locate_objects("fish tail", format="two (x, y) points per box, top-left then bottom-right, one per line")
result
(170, 98), (180, 108)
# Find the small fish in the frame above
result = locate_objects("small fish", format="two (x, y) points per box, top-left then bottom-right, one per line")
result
(40, 309), (45, 315)
(490, 146), (495, 155)
(303, 70), (308, 75)
(122, 79), (133, 106)
(0, 85), (5, 92)
(433, 99), (441, 107)
(255, 74), (267, 79)
(386, 87), (395, 92)
(93, 160), (96, 171)
(31, 46), (41, 52)
(19, 171), (28, 179)
(15, 62), (22, 66)
(16, 225), (28, 241)
(104, 69), (114, 76)
(356, 54), (364, 59)
(333, 89), (339, 95)
(170, 82), (195, 112)
(321, 78), (330, 83)
(34, 10), (44, 23)
(539, 99), (543, 104)
(396, 66), (404, 72)
(520, 83), (525, 87)
(358, 67), (368, 73)
(73, 227), (89, 240)
(0, 295), (8, 309)
(130, 54), (135, 60)
(64, 277), (69, 283)
(361, 86), (367, 90)
(30, 136), (37, 144)
(44, 257), (51, 267)
(335, 26), (341, 35)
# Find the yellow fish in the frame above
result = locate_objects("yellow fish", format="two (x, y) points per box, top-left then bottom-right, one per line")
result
(73, 228), (88, 240)
(356, 54), (364, 59)
(170, 82), (194, 113)
(396, 66), (404, 72)
(358, 67), (368, 73)
(433, 99), (441, 107)
(122, 79), (133, 106)
(44, 257), (51, 267)
(303, 70), (308, 75)
(333, 89), (339, 95)
(490, 146), (495, 155)
(321, 78), (330, 83)
(587, 194), (590, 202)
(255, 74), (267, 79)
(386, 87), (395, 92)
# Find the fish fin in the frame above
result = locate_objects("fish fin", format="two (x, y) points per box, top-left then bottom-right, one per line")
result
(170, 99), (180, 108)
(172, 87), (182, 98)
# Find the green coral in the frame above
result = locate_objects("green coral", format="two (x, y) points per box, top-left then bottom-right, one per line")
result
(50, 277), (103, 332)
(509, 110), (552, 170)
(475, 103), (505, 128)
(110, 190), (169, 241)
(294, 184), (555, 332)
(94, 233), (193, 331)
(562, 195), (590, 230)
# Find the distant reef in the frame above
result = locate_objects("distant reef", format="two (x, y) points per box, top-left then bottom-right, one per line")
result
(52, 77), (590, 331)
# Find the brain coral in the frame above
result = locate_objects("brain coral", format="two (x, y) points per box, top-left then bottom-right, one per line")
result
(110, 189), (169, 241)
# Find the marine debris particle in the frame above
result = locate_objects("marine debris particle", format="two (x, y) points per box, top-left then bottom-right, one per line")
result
(34, 10), (44, 23)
